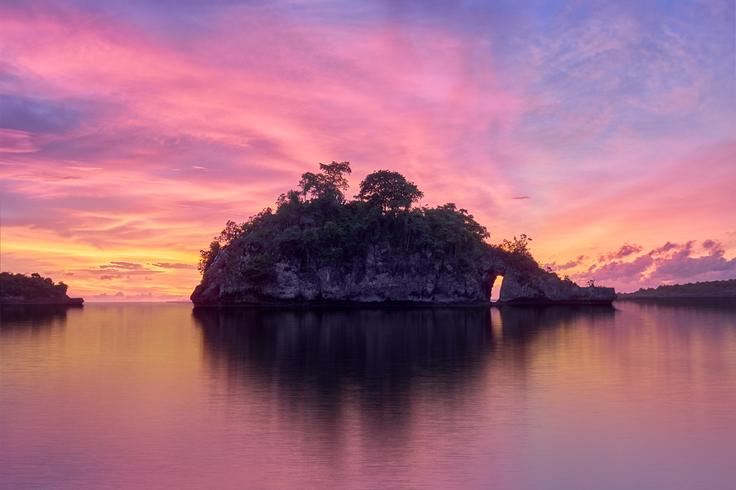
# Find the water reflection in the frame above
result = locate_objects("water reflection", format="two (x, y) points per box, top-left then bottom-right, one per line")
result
(495, 305), (615, 340)
(0, 304), (73, 325)
(0, 305), (71, 335)
(193, 306), (616, 376)
(193, 308), (495, 428)
(192, 306), (616, 425)
(2, 302), (735, 490)
(618, 297), (736, 310)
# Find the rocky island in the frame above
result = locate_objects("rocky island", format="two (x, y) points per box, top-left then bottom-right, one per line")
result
(0, 272), (84, 305)
(192, 162), (614, 306)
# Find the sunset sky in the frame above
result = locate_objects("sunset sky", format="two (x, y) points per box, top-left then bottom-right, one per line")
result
(1, 0), (734, 300)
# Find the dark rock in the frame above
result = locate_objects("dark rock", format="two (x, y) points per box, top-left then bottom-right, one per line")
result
(191, 244), (614, 306)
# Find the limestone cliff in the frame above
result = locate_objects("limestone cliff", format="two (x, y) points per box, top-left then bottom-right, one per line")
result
(191, 242), (614, 306)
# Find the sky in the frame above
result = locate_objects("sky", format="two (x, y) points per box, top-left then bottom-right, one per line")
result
(0, 0), (734, 300)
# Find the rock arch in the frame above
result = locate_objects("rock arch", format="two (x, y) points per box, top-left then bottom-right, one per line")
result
(481, 249), (614, 305)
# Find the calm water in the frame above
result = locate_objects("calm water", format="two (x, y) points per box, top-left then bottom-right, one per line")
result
(1, 302), (736, 489)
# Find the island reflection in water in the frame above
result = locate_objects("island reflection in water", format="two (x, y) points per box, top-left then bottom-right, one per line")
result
(2, 302), (736, 489)
(193, 307), (610, 418)
(0, 304), (72, 331)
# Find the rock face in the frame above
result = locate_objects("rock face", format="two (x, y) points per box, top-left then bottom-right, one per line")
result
(493, 272), (615, 304)
(191, 244), (614, 306)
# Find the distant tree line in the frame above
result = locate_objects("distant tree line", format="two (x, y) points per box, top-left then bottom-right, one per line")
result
(621, 279), (736, 298)
(199, 162), (535, 282)
(0, 272), (69, 300)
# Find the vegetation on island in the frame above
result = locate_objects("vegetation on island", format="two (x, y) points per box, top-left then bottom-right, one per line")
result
(0, 272), (78, 304)
(619, 279), (736, 299)
(199, 161), (538, 283)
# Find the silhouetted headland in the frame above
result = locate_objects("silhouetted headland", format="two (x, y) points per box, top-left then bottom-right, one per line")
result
(618, 278), (736, 301)
(192, 162), (614, 306)
(0, 272), (83, 306)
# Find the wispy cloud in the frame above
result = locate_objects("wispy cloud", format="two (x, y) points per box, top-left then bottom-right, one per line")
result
(0, 1), (733, 298)
(544, 255), (586, 272)
(152, 262), (196, 270)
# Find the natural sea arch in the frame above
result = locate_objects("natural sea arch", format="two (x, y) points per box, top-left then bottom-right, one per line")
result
(489, 275), (504, 302)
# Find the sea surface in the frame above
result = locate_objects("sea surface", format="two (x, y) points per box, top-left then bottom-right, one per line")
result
(1, 301), (735, 489)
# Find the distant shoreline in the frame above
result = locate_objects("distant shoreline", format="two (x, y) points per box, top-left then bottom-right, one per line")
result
(616, 278), (736, 301)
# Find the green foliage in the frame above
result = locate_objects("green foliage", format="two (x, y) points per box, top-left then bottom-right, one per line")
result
(0, 272), (69, 300)
(499, 234), (533, 257)
(298, 161), (352, 204)
(198, 162), (531, 281)
(242, 253), (275, 283)
(198, 241), (221, 273)
(356, 170), (423, 213)
(217, 220), (244, 245)
(497, 234), (539, 275)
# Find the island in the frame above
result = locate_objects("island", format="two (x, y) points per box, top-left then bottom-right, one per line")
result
(0, 272), (84, 305)
(191, 162), (615, 306)
(618, 279), (736, 300)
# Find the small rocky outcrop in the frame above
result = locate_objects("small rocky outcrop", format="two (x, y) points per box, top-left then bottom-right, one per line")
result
(491, 268), (615, 304)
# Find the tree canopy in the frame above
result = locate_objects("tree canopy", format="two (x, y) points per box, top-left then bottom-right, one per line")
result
(499, 234), (533, 258)
(355, 169), (423, 213)
(198, 162), (534, 282)
(297, 161), (352, 204)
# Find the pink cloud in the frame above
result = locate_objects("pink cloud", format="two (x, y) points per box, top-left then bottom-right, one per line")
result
(598, 243), (643, 262)
(0, 129), (40, 153)
(0, 2), (733, 299)
(544, 255), (587, 272)
(574, 239), (736, 292)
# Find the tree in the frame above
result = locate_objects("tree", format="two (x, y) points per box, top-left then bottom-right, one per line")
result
(217, 220), (243, 245)
(298, 161), (352, 204)
(499, 234), (533, 257)
(356, 170), (423, 213)
(198, 241), (221, 273)
(276, 190), (301, 209)
(319, 161), (351, 192)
